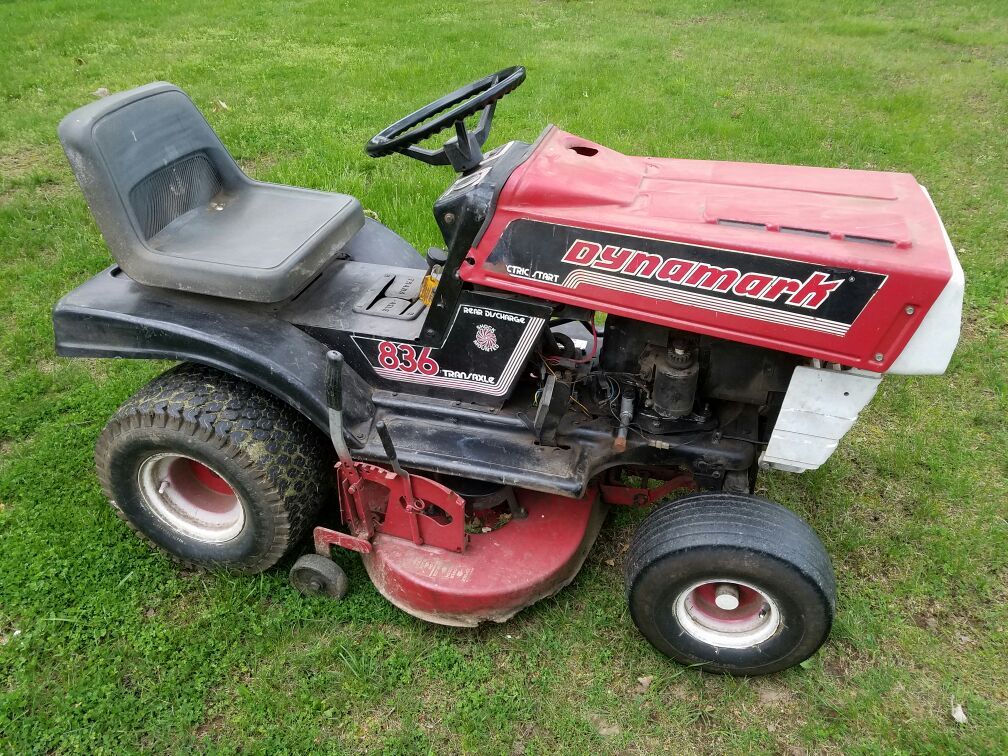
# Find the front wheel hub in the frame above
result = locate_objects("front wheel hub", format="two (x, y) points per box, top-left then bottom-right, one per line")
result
(674, 579), (780, 648)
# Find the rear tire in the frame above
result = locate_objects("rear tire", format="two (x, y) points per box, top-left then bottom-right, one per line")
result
(95, 363), (332, 574)
(625, 492), (835, 675)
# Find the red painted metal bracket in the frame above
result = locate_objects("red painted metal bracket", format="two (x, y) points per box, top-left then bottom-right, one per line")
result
(315, 460), (468, 558)
(314, 526), (372, 555)
(598, 469), (696, 507)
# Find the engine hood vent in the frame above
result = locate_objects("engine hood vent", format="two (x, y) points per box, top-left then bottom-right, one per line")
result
(716, 218), (897, 248)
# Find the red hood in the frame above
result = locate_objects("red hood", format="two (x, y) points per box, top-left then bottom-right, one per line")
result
(462, 127), (956, 371)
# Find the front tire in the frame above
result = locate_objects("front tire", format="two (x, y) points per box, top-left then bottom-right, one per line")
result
(625, 492), (836, 675)
(95, 363), (332, 574)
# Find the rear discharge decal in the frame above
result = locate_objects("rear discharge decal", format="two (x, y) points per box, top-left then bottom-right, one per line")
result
(489, 220), (887, 335)
(352, 304), (544, 396)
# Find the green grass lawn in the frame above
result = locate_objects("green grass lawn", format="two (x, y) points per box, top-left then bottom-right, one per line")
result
(1, 0), (1007, 752)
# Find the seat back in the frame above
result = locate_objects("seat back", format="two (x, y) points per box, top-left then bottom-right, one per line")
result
(58, 82), (248, 258)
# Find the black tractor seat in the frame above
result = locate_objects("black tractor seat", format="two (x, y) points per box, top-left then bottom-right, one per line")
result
(58, 82), (369, 302)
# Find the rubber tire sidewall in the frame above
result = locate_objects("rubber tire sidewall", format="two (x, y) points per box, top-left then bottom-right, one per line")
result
(105, 426), (284, 569)
(630, 545), (832, 675)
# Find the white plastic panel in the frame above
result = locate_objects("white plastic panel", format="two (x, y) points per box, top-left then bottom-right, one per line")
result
(760, 365), (882, 472)
(887, 185), (964, 375)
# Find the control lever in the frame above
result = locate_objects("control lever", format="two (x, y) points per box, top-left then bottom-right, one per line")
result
(377, 421), (424, 545)
(376, 421), (413, 498)
(325, 350), (353, 463)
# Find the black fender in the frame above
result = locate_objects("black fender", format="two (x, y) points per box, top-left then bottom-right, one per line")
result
(53, 266), (337, 433)
(52, 218), (424, 432)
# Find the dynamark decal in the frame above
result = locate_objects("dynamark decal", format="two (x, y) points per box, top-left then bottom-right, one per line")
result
(561, 240), (842, 310)
(488, 220), (887, 336)
(352, 304), (545, 397)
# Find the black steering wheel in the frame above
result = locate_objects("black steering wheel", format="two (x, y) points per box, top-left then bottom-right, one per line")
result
(365, 66), (526, 172)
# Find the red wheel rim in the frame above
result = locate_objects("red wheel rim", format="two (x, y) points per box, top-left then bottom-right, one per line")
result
(674, 579), (781, 648)
(187, 460), (235, 495)
(138, 454), (245, 543)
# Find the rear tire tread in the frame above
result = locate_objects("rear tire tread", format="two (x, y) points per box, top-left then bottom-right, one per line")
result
(95, 363), (332, 574)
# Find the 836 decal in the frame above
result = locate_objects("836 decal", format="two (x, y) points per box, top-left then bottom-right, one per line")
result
(376, 341), (440, 375)
(349, 296), (548, 398)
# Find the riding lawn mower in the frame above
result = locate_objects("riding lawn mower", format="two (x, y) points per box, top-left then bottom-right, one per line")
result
(53, 67), (963, 675)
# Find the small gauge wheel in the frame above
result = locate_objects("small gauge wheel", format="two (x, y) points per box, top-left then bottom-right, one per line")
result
(290, 554), (349, 599)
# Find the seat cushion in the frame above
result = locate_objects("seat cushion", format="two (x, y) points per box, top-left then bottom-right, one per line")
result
(133, 182), (364, 300)
(152, 183), (360, 269)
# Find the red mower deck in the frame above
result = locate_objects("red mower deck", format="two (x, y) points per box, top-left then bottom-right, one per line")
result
(361, 488), (607, 626)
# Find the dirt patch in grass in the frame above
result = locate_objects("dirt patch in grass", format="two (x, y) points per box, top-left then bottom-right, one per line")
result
(0, 145), (53, 178)
(33, 181), (72, 202)
(194, 713), (226, 742)
(79, 358), (110, 383)
(36, 358), (59, 375)
(0, 145), (71, 207)
(238, 153), (281, 178)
